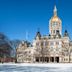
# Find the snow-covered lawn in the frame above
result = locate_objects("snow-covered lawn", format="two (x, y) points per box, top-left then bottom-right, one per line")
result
(0, 63), (72, 67)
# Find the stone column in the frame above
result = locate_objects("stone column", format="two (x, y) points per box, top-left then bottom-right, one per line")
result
(54, 57), (55, 63)
(49, 57), (50, 63)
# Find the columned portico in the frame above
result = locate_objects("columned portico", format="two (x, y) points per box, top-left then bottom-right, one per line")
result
(35, 57), (59, 63)
(35, 57), (49, 63)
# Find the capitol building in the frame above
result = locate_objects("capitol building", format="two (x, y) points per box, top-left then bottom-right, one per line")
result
(16, 5), (72, 63)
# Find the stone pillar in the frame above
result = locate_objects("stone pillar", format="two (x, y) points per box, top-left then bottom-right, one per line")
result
(39, 57), (40, 63)
(59, 57), (62, 63)
(49, 57), (50, 63)
(54, 57), (55, 63)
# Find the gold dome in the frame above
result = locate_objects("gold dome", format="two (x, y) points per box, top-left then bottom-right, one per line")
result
(51, 16), (61, 23)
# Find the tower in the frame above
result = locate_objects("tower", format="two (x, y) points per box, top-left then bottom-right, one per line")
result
(49, 5), (62, 36)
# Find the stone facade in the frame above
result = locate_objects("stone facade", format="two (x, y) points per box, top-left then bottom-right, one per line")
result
(16, 41), (35, 63)
(16, 5), (72, 63)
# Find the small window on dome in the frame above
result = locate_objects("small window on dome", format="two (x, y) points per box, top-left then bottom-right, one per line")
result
(56, 30), (59, 34)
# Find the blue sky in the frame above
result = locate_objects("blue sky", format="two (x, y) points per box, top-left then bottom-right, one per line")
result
(0, 0), (72, 42)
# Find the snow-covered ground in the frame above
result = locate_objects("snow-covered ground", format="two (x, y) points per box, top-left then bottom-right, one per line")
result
(0, 63), (72, 67)
(0, 63), (72, 72)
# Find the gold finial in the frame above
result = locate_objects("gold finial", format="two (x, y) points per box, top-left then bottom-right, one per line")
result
(54, 5), (57, 16)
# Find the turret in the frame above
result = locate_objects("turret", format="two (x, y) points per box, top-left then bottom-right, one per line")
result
(35, 30), (41, 40)
(64, 30), (69, 37)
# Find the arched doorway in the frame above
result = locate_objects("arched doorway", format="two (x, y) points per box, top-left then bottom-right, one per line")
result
(50, 57), (54, 62)
(36, 57), (39, 62)
(55, 57), (59, 63)
(45, 57), (49, 62)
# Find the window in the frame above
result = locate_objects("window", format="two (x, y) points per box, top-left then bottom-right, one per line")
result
(29, 51), (31, 53)
(64, 58), (68, 61)
(36, 42), (39, 46)
(50, 42), (54, 46)
(53, 30), (55, 33)
(41, 42), (43, 46)
(44, 41), (48, 46)
(53, 22), (58, 27)
(56, 42), (59, 45)
(56, 30), (59, 34)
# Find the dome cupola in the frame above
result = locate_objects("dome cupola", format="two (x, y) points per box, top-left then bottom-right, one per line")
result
(49, 5), (62, 36)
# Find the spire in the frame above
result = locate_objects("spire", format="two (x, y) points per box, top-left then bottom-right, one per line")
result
(64, 30), (69, 37)
(35, 28), (41, 40)
(53, 5), (57, 16)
